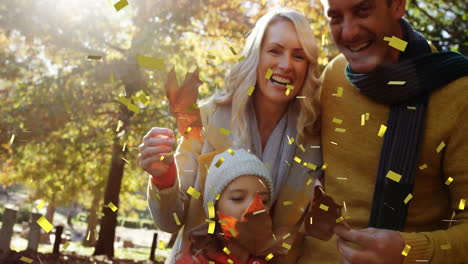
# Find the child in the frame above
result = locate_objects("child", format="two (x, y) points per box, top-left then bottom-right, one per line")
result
(175, 148), (274, 264)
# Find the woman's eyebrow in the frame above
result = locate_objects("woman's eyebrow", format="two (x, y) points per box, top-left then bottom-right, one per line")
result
(228, 189), (246, 193)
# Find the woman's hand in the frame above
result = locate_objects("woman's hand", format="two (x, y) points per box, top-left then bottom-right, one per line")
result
(138, 127), (175, 178)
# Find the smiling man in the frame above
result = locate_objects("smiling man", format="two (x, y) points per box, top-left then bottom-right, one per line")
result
(298, 0), (468, 263)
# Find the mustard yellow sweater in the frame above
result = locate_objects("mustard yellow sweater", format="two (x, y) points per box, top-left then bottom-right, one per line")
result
(297, 54), (468, 264)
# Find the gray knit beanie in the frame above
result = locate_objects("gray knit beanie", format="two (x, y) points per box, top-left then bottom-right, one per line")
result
(203, 148), (273, 216)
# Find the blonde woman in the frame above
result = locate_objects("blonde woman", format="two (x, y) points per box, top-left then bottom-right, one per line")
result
(139, 7), (323, 263)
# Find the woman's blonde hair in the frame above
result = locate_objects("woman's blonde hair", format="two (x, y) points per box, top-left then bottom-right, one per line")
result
(212, 7), (321, 144)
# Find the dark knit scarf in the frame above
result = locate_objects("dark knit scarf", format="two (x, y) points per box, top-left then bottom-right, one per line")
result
(345, 19), (468, 230)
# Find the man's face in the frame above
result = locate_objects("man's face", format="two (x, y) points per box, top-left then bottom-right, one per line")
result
(326, 0), (405, 73)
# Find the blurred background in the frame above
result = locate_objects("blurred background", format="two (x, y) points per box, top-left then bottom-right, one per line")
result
(0, 0), (466, 262)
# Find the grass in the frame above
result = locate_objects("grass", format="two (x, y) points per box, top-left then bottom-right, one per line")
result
(10, 236), (170, 262)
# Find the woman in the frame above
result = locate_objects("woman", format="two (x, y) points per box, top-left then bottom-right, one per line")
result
(139, 7), (322, 263)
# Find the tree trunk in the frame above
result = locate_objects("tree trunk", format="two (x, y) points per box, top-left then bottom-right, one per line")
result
(41, 196), (56, 243)
(92, 58), (142, 259)
(83, 189), (101, 247)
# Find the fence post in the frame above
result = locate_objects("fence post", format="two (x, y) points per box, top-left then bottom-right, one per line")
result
(27, 213), (42, 252)
(52, 225), (63, 258)
(149, 232), (158, 261)
(0, 208), (17, 257)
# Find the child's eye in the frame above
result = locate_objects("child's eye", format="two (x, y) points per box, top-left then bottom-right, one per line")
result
(231, 197), (243, 202)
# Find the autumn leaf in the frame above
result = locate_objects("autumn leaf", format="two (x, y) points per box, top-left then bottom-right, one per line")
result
(305, 185), (348, 241)
(164, 67), (203, 140)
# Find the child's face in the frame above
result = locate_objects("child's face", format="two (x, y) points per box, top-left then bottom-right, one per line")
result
(217, 175), (271, 220)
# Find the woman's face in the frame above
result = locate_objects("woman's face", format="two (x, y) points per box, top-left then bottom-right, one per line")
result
(217, 175), (271, 220)
(256, 19), (309, 105)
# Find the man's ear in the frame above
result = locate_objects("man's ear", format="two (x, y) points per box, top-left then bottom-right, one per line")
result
(392, 0), (406, 20)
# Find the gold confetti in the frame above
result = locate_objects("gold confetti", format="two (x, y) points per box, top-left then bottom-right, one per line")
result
(36, 200), (45, 210)
(306, 178), (314, 186)
(122, 143), (126, 152)
(238, 56), (246, 62)
(282, 233), (291, 239)
(173, 212), (181, 226)
(108, 202), (118, 212)
(207, 55), (216, 60)
(404, 193), (413, 204)
(286, 84), (294, 90)
(441, 244), (451, 250)
(229, 227), (238, 237)
(209, 262), (215, 264)
(299, 144), (306, 152)
(216, 193), (221, 200)
(294, 156), (302, 163)
(285, 89), (291, 96)
(335, 128), (346, 133)
(388, 81), (406, 85)
(20, 257), (33, 263)
(336, 216), (345, 223)
(282, 242), (291, 250)
(445, 177), (454, 186)
(229, 47), (237, 55)
(378, 124), (387, 137)
(36, 216), (54, 233)
(459, 199), (466, 210)
(333, 86), (343, 97)
(9, 134), (15, 146)
(160, 155), (164, 161)
(207, 202), (215, 219)
(419, 164), (428, 170)
(87, 55), (102, 60)
(332, 118), (343, 124)
(283, 201), (293, 206)
(361, 114), (366, 126)
(184, 126), (192, 135)
(215, 157), (224, 167)
(158, 240), (165, 250)
(96, 211), (105, 217)
(226, 148), (235, 155)
(219, 127), (231, 136)
(365, 113), (370, 120)
(265, 253), (274, 261)
(187, 186), (201, 199)
(436, 141), (446, 153)
(253, 209), (266, 215)
(386, 170), (402, 183)
(116, 120), (123, 132)
(113, 0), (128, 11)
(265, 162), (270, 169)
(265, 68), (273, 79)
(310, 217), (313, 224)
(63, 241), (70, 249)
(247, 85), (255, 96)
(384, 36), (408, 52)
(401, 244), (411, 256)
(261, 0), (267, 6)
(288, 136), (295, 145)
(407, 106), (417, 110)
(110, 73), (115, 85)
(319, 204), (329, 211)
(321, 163), (328, 170)
(307, 163), (317, 170)
(330, 141), (338, 145)
(137, 55), (165, 70)
(208, 220), (216, 234)
(223, 247), (231, 255)
(122, 157), (129, 164)
(227, 259), (234, 264)
(296, 96), (306, 99)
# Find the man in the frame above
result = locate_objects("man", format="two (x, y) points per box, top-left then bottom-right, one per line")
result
(297, 0), (468, 263)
